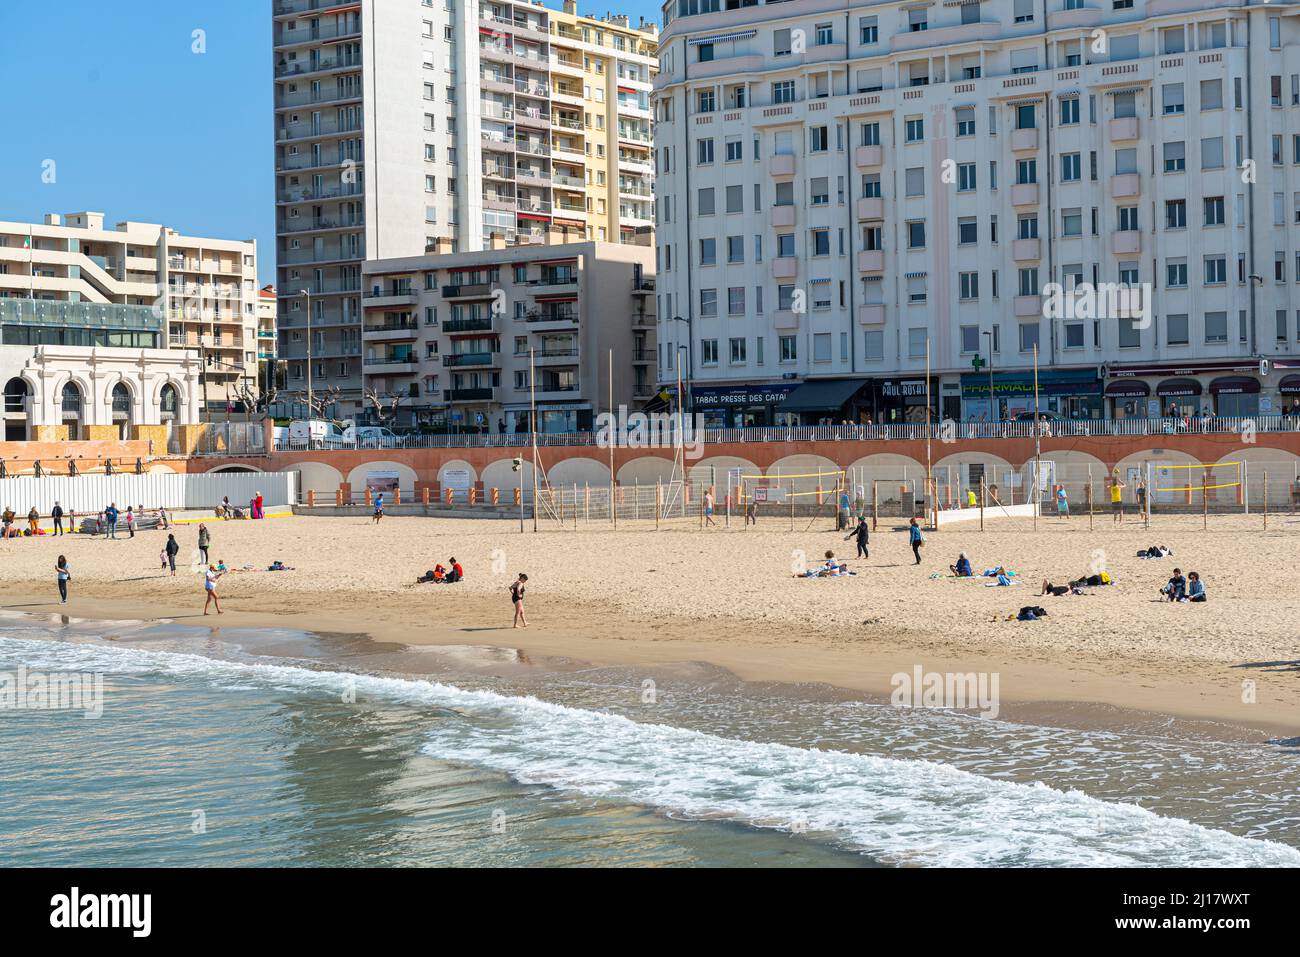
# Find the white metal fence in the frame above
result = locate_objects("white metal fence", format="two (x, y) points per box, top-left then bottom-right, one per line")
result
(0, 472), (296, 515)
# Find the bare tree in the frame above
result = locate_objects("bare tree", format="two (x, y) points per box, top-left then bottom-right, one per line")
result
(364, 386), (406, 428)
(305, 385), (344, 424)
(234, 381), (279, 423)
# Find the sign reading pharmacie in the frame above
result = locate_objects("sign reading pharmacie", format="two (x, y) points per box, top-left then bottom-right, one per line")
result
(683, 383), (799, 407)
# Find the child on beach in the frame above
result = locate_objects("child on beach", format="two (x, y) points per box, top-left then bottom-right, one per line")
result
(703, 490), (717, 527)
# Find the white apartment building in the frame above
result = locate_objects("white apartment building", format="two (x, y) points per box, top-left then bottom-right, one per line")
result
(360, 240), (655, 432)
(0, 212), (261, 415)
(654, 0), (1300, 426)
(272, 0), (658, 419)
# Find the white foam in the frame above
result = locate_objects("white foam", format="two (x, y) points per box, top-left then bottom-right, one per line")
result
(3, 635), (1297, 867)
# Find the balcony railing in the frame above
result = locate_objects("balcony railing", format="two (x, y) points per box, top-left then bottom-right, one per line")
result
(443, 352), (497, 367)
(443, 317), (495, 333)
(444, 387), (495, 401)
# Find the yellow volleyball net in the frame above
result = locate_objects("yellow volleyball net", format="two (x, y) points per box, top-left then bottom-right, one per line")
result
(736, 470), (848, 503)
(1152, 461), (1243, 494)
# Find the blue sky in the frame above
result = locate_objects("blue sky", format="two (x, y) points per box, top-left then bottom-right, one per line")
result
(0, 0), (663, 288)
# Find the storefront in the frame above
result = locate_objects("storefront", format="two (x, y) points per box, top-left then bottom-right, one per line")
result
(873, 377), (935, 423)
(959, 369), (1102, 421)
(686, 383), (799, 427)
(1155, 377), (1202, 416)
(1103, 379), (1151, 419)
(1105, 360), (1264, 418)
(1208, 376), (1259, 417)
(774, 378), (871, 426)
(1277, 374), (1300, 413)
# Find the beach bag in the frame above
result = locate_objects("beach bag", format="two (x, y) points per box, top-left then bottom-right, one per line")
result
(1099, 571), (1112, 585)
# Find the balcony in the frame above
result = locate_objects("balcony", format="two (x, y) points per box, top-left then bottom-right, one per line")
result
(442, 282), (496, 299)
(1011, 127), (1039, 151)
(774, 309), (799, 330)
(769, 154), (796, 177)
(771, 204), (796, 227)
(1014, 295), (1042, 317)
(858, 304), (885, 325)
(443, 317), (495, 333)
(1011, 183), (1039, 206)
(771, 257), (798, 279)
(1111, 173), (1140, 199)
(856, 197), (884, 220)
(692, 54), (763, 80)
(1012, 238), (1041, 261)
(444, 387), (495, 402)
(362, 321), (419, 341)
(525, 307), (578, 324)
(858, 250), (884, 272)
(363, 288), (417, 308)
(851, 146), (884, 172)
(533, 381), (580, 395)
(363, 356), (419, 375)
(1110, 116), (1139, 141)
(443, 352), (498, 368)
(1113, 230), (1142, 255)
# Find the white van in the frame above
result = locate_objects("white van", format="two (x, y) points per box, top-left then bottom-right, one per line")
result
(288, 419), (356, 449)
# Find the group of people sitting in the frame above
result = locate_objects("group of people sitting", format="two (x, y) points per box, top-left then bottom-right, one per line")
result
(1159, 568), (1206, 602)
(794, 550), (857, 578)
(416, 557), (465, 584)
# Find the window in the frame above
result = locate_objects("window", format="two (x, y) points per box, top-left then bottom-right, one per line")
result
(958, 218), (978, 245)
(1061, 153), (1081, 182)
(1019, 322), (1041, 352)
(1118, 319), (1140, 349)
(1059, 97), (1080, 125)
(960, 325), (980, 353)
(1013, 0), (1034, 22)
(809, 126), (828, 152)
(697, 187), (715, 216)
(1204, 257), (1227, 285)
(905, 117), (924, 142)
(1163, 141), (1186, 173)
(1162, 83), (1184, 115)
(816, 23), (833, 45)
(956, 107), (975, 137)
(1062, 208), (1082, 236)
(1117, 206), (1138, 231)
(959, 272), (979, 300)
(1203, 196), (1224, 226)
(1064, 323), (1084, 349)
(1204, 311), (1228, 342)
(861, 122), (880, 146)
(1201, 137), (1224, 170)
(1167, 314), (1189, 345)
(810, 177), (829, 205)
(778, 233), (795, 257)
(860, 16), (879, 44)
(725, 139), (742, 162)
(1166, 260), (1188, 287)
(700, 339), (718, 365)
(779, 335), (797, 362)
(908, 9), (928, 32)
(1200, 79), (1223, 111)
(1018, 268), (1039, 297)
(772, 81), (795, 105)
(699, 288), (718, 316)
(726, 185), (743, 214)
(1115, 148), (1137, 175)
(1017, 214), (1038, 240)
(863, 330), (884, 360)
(1016, 159), (1037, 184)
(907, 221), (926, 248)
(726, 235), (744, 262)
(905, 167), (926, 197)
(698, 238), (717, 265)
(1016, 104), (1036, 130)
(957, 163), (976, 191)
(697, 138), (714, 164)
(811, 229), (830, 256)
(730, 337), (747, 363)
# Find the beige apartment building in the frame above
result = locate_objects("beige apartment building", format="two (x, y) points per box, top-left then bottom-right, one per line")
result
(359, 240), (655, 432)
(272, 0), (657, 419)
(0, 211), (261, 416)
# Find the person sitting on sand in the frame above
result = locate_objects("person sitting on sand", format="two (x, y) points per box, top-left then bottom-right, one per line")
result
(1160, 568), (1186, 602)
(950, 552), (973, 577)
(443, 558), (463, 583)
(1183, 572), (1206, 603)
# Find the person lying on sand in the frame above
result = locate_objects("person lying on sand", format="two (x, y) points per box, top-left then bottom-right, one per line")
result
(415, 565), (446, 584)
(949, 552), (973, 577)
(981, 566), (1014, 578)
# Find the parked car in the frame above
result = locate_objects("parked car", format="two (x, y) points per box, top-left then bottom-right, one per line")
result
(355, 426), (401, 449)
(289, 419), (355, 449)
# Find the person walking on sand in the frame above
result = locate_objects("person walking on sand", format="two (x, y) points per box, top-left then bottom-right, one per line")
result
(1055, 485), (1070, 519)
(105, 502), (119, 539)
(909, 517), (925, 565)
(51, 500), (65, 536)
(745, 499), (757, 526)
(511, 573), (528, 628)
(197, 523), (211, 566)
(703, 489), (717, 527)
(845, 517), (870, 558)
(1109, 473), (1126, 523)
(203, 564), (223, 615)
(164, 533), (180, 576)
(56, 555), (70, 604)
(27, 506), (39, 535)
(373, 492), (384, 524)
(125, 505), (135, 538)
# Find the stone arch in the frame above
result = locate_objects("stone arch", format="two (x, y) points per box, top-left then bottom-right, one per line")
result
(1213, 446), (1300, 508)
(616, 454), (676, 486)
(434, 459), (477, 491)
(481, 456), (537, 493)
(291, 460), (344, 498)
(547, 456), (611, 488)
(767, 454), (844, 494)
(147, 462), (177, 473)
(1012, 450), (1109, 506)
(206, 463), (265, 473)
(933, 451), (1015, 506)
(1113, 448), (1202, 507)
(347, 460), (420, 493)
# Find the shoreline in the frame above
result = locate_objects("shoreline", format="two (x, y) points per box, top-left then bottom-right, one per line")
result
(3, 585), (1293, 742)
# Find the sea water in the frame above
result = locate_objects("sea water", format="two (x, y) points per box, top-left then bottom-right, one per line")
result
(0, 617), (1296, 867)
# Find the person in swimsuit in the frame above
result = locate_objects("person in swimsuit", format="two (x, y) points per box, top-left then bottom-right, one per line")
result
(204, 564), (223, 615)
(511, 573), (529, 628)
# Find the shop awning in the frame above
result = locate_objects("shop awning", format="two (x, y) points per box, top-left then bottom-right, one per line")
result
(1278, 374), (1300, 394)
(1104, 380), (1150, 398)
(776, 378), (866, 413)
(1156, 377), (1202, 397)
(1209, 376), (1260, 395)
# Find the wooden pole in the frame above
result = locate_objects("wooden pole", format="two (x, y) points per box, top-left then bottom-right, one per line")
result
(979, 476), (985, 532)
(1264, 471), (1269, 529)
(1202, 473), (1207, 530)
(872, 480), (878, 531)
(655, 480), (661, 530)
(1087, 464), (1094, 532)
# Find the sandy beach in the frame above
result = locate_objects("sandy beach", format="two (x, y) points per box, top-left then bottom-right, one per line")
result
(2, 511), (1296, 737)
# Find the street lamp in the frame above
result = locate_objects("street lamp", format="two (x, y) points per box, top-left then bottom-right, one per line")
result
(299, 289), (313, 419)
(670, 314), (692, 413)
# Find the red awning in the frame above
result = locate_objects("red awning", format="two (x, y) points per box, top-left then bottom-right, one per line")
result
(518, 212), (551, 221)
(533, 257), (578, 265)
(534, 295), (577, 303)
